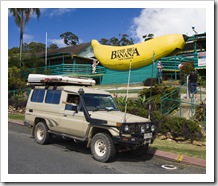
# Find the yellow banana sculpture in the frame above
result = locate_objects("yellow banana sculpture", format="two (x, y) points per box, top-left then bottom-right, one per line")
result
(91, 34), (188, 70)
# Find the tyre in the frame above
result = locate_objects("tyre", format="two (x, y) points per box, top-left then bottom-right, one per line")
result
(127, 144), (149, 156)
(34, 122), (50, 145)
(91, 133), (116, 163)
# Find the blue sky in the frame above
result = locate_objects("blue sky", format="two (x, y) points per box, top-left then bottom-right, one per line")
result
(8, 6), (207, 49)
(8, 8), (143, 48)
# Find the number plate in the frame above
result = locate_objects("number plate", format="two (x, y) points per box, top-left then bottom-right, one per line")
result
(144, 133), (152, 139)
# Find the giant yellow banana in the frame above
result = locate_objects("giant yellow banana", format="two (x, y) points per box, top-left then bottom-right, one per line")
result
(91, 34), (188, 70)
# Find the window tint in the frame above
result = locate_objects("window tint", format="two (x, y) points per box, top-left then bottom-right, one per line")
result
(31, 89), (45, 102)
(45, 90), (61, 104)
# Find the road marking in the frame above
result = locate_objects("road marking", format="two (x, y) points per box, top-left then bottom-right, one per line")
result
(161, 164), (177, 170)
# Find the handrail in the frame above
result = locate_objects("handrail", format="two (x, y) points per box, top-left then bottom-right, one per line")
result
(160, 85), (206, 130)
(161, 55), (200, 71)
(22, 64), (106, 78)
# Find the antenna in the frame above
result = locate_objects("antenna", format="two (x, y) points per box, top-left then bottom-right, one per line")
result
(192, 27), (198, 34)
(123, 60), (132, 123)
(45, 32), (48, 69)
(148, 51), (155, 120)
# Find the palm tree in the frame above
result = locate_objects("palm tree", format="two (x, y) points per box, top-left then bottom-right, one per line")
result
(9, 8), (40, 67)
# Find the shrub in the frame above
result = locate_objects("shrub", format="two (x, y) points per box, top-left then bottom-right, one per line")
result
(8, 98), (15, 106)
(151, 111), (203, 141)
(8, 67), (26, 90)
(139, 84), (179, 98)
(119, 105), (149, 118)
(194, 100), (206, 122)
(116, 97), (204, 140)
(138, 85), (180, 114)
(9, 93), (28, 109)
(179, 62), (194, 84)
(143, 78), (158, 86)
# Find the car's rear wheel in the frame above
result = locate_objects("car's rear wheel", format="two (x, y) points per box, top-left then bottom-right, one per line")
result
(34, 122), (50, 144)
(91, 133), (116, 163)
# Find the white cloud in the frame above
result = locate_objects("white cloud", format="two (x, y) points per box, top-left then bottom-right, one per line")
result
(48, 38), (85, 48)
(49, 8), (76, 17)
(78, 38), (84, 44)
(23, 34), (34, 44)
(131, 8), (206, 42)
(48, 38), (66, 48)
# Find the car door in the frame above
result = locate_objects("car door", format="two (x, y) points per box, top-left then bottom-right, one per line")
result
(58, 94), (87, 138)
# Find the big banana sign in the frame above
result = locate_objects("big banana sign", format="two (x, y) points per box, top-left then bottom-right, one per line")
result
(91, 34), (188, 70)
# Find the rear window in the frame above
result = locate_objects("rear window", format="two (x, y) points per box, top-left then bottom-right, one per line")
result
(31, 89), (45, 102)
(45, 90), (61, 104)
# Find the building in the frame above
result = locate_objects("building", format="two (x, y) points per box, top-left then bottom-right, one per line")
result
(25, 32), (206, 85)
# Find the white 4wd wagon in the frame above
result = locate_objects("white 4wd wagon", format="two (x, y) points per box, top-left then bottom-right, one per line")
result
(24, 74), (157, 162)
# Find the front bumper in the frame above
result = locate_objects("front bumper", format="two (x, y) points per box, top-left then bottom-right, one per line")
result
(114, 121), (158, 146)
(113, 133), (155, 146)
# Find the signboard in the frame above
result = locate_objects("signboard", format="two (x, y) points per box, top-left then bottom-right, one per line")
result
(198, 52), (206, 66)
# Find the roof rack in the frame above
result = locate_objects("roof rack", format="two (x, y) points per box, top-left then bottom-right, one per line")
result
(27, 74), (96, 86)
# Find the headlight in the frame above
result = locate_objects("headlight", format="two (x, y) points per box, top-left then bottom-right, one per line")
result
(140, 125), (146, 133)
(151, 125), (156, 132)
(124, 125), (129, 132)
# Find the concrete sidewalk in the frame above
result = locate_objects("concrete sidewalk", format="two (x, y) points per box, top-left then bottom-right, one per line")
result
(8, 119), (206, 168)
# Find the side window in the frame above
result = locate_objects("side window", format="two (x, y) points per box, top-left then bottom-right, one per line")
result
(64, 94), (80, 111)
(31, 89), (45, 102)
(45, 90), (61, 104)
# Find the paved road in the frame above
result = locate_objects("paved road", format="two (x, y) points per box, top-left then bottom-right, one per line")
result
(8, 122), (206, 176)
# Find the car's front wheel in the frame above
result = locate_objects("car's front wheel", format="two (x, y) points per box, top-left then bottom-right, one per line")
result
(91, 133), (116, 163)
(34, 122), (50, 145)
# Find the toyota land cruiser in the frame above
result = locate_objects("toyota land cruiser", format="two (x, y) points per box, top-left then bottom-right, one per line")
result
(24, 74), (158, 162)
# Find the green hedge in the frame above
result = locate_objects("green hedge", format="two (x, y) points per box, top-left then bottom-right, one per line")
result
(115, 95), (204, 141)
(151, 112), (203, 141)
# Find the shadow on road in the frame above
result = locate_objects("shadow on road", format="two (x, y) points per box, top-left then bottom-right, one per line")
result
(49, 136), (91, 155)
(115, 149), (155, 163)
(50, 136), (156, 163)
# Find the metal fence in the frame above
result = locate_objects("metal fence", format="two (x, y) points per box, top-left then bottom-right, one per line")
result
(22, 64), (106, 78)
(160, 86), (206, 130)
(160, 87), (181, 115)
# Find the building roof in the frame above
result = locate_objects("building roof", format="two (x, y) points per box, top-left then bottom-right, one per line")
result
(37, 42), (91, 58)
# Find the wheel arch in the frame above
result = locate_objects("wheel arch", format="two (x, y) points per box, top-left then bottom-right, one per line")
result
(31, 117), (47, 136)
(87, 126), (114, 148)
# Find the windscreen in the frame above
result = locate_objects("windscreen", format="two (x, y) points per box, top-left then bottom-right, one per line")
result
(82, 94), (119, 111)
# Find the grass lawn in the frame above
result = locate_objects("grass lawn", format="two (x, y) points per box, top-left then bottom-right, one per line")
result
(8, 113), (24, 121)
(150, 138), (206, 160)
